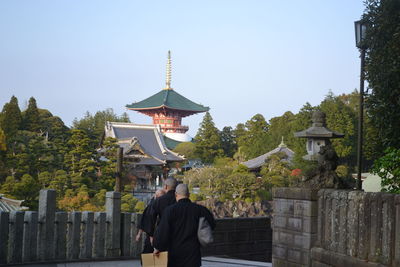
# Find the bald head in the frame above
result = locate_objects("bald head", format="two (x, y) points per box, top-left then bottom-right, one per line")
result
(164, 178), (177, 191)
(175, 184), (189, 198)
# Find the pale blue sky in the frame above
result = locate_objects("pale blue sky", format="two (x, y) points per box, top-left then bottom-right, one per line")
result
(0, 0), (365, 136)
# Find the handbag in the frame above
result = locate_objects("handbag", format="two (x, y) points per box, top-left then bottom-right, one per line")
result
(197, 217), (214, 247)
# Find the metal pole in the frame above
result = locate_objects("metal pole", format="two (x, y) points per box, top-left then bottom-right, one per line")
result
(356, 49), (366, 190)
(115, 147), (123, 192)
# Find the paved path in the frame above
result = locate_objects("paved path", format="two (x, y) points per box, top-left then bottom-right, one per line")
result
(7, 257), (272, 267)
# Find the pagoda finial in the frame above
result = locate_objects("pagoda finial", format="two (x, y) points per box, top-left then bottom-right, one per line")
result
(164, 50), (172, 90)
(279, 136), (287, 148)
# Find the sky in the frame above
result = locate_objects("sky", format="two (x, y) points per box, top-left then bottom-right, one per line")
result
(0, 0), (365, 137)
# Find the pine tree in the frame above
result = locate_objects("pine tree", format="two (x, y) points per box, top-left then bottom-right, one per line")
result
(194, 112), (223, 163)
(237, 114), (270, 160)
(0, 96), (22, 139)
(220, 126), (237, 158)
(22, 97), (41, 132)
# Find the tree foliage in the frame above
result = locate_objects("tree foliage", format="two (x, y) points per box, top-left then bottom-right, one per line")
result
(194, 112), (223, 163)
(364, 0), (400, 149)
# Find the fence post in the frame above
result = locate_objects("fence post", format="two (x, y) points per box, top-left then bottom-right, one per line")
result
(67, 212), (81, 260)
(80, 211), (94, 259)
(54, 212), (67, 260)
(120, 212), (131, 256)
(106, 191), (121, 257)
(8, 211), (24, 263)
(22, 211), (38, 262)
(131, 213), (143, 257)
(0, 212), (9, 264)
(93, 212), (106, 258)
(37, 189), (56, 261)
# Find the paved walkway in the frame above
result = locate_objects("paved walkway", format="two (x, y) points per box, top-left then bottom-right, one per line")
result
(7, 257), (272, 267)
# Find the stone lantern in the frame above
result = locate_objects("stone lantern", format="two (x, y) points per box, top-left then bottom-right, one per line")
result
(294, 110), (344, 160)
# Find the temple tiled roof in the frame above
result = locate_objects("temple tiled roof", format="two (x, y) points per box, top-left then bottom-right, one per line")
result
(0, 194), (27, 212)
(104, 122), (184, 165)
(126, 89), (209, 113)
(242, 141), (294, 170)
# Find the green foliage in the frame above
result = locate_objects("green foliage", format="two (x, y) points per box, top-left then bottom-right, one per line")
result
(236, 114), (269, 160)
(0, 128), (6, 151)
(173, 142), (196, 159)
(220, 126), (237, 158)
(372, 147), (400, 193)
(121, 193), (139, 212)
(73, 108), (130, 145)
(22, 97), (41, 132)
(0, 174), (40, 209)
(0, 96), (22, 139)
(194, 112), (224, 163)
(319, 91), (357, 160)
(260, 153), (293, 187)
(364, 0), (400, 149)
(183, 165), (261, 201)
(135, 201), (146, 213)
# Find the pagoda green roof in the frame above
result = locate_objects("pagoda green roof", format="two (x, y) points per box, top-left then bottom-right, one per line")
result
(126, 89), (209, 113)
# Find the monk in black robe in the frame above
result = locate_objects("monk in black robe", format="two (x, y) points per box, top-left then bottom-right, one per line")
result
(153, 184), (216, 267)
(148, 178), (178, 237)
(136, 189), (165, 253)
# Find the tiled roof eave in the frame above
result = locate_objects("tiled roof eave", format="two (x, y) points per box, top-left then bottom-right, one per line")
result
(126, 105), (209, 113)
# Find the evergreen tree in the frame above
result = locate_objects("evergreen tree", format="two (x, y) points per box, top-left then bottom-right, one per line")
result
(319, 92), (357, 160)
(64, 129), (97, 188)
(364, 0), (400, 148)
(22, 97), (41, 132)
(0, 96), (22, 139)
(194, 112), (223, 163)
(73, 108), (130, 146)
(220, 126), (237, 158)
(237, 114), (270, 160)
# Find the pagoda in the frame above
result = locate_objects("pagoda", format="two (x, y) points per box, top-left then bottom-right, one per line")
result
(126, 51), (209, 142)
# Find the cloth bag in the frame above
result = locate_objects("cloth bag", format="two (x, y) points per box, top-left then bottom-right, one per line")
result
(197, 217), (214, 247)
(141, 252), (168, 267)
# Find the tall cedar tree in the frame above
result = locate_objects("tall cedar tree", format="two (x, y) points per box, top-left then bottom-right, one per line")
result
(364, 0), (400, 149)
(194, 112), (223, 163)
(0, 96), (22, 139)
(23, 97), (41, 132)
(237, 114), (270, 160)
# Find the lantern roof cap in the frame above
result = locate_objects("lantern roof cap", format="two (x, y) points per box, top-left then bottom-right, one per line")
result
(294, 110), (344, 139)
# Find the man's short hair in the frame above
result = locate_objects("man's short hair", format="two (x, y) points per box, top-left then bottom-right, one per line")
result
(175, 184), (189, 197)
(164, 177), (177, 190)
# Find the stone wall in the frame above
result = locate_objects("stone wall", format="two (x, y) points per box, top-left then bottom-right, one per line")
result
(272, 188), (319, 267)
(0, 190), (143, 266)
(272, 188), (400, 267)
(202, 217), (272, 262)
(312, 189), (400, 267)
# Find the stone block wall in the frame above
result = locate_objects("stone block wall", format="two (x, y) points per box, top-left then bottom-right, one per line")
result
(202, 217), (272, 262)
(272, 188), (319, 267)
(311, 189), (400, 267)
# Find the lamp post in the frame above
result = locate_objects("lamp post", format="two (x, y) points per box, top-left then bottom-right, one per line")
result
(354, 19), (367, 190)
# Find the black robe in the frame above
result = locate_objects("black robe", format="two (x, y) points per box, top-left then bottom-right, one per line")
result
(153, 198), (216, 267)
(149, 190), (176, 236)
(139, 198), (156, 253)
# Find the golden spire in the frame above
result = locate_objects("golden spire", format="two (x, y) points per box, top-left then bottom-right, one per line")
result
(164, 50), (172, 90)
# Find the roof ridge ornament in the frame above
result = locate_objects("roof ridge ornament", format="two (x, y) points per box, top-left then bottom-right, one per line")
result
(164, 50), (172, 90)
(279, 136), (287, 148)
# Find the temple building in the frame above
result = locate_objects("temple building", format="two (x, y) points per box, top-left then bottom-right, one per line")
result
(102, 51), (208, 199)
(242, 138), (295, 172)
(126, 51), (209, 145)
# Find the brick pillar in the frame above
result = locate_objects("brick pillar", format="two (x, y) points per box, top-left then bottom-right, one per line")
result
(272, 188), (318, 267)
